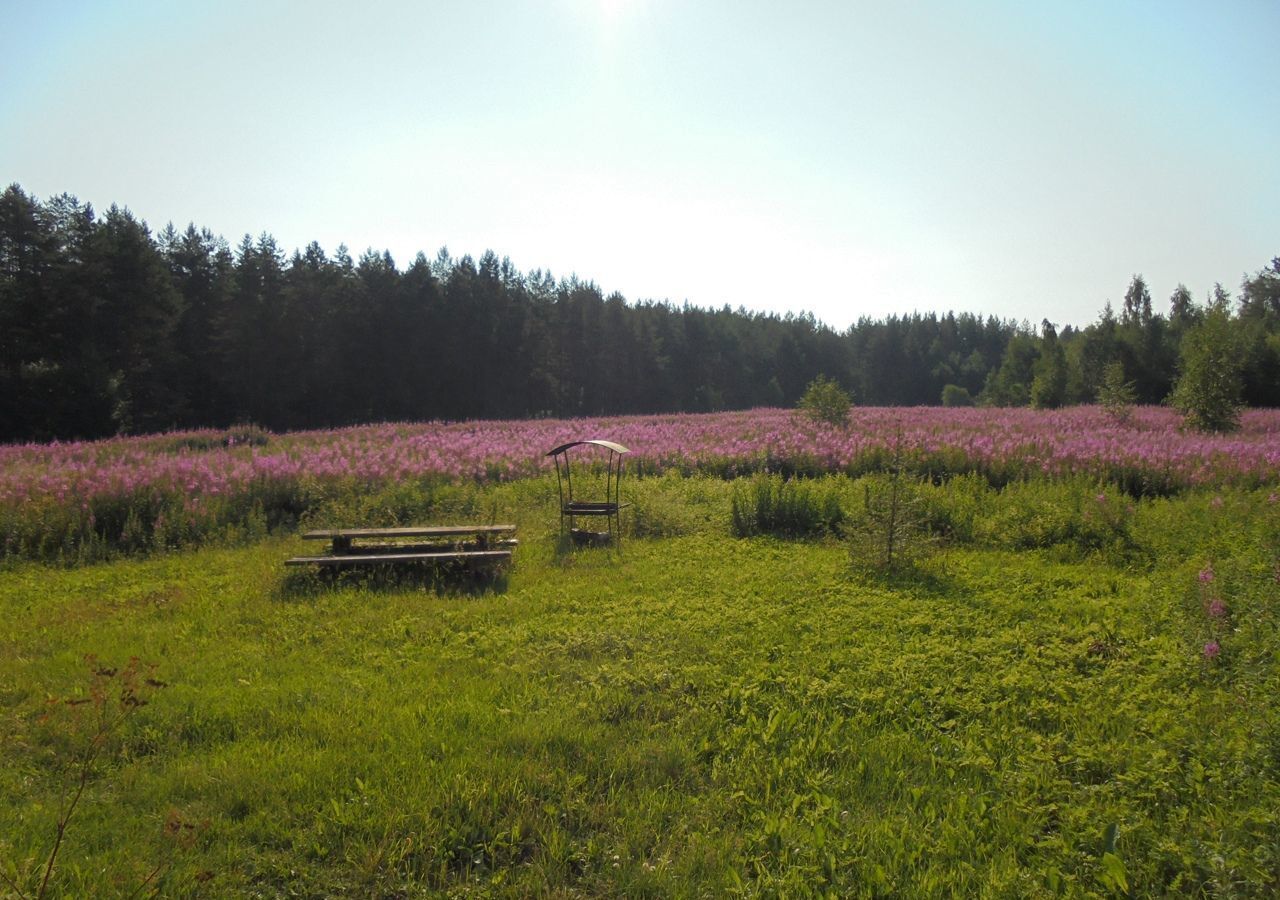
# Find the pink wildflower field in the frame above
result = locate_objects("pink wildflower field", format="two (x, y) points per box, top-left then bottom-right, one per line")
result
(3, 405), (1278, 560)
(4, 405), (1279, 503)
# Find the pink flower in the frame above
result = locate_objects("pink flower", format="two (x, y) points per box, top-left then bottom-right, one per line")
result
(1210, 496), (1224, 509)
(1198, 565), (1214, 584)
(1202, 641), (1221, 659)
(1206, 598), (1227, 618)
(1095, 493), (1108, 503)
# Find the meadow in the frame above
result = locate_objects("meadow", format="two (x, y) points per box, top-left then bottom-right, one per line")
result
(4, 406), (1280, 565)
(1, 408), (1278, 896)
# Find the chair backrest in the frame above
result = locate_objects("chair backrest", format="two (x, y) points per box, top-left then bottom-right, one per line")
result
(546, 440), (630, 509)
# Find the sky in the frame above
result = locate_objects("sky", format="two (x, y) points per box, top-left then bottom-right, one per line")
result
(2, 0), (1277, 329)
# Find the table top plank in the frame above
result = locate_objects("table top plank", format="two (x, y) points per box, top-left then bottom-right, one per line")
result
(302, 525), (517, 540)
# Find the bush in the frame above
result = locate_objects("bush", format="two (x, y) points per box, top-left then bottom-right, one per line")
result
(796, 376), (851, 427)
(162, 424), (272, 453)
(224, 423), (271, 447)
(846, 471), (936, 576)
(1097, 361), (1137, 425)
(845, 431), (938, 575)
(1170, 292), (1243, 433)
(941, 384), (974, 407)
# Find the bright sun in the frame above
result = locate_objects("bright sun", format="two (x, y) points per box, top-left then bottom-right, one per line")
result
(595, 0), (636, 25)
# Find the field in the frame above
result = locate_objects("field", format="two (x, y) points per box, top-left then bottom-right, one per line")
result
(5, 406), (1280, 566)
(2, 408), (1279, 897)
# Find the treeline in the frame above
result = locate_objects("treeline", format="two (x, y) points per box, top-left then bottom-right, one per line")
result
(1, 183), (1277, 441)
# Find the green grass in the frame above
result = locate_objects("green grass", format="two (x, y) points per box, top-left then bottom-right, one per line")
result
(1, 477), (1277, 896)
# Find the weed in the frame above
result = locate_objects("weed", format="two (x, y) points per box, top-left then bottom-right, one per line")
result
(1, 656), (195, 899)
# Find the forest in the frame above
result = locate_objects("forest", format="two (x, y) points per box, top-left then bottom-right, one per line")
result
(2, 183), (1278, 441)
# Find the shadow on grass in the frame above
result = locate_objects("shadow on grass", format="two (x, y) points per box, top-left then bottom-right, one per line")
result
(550, 530), (627, 567)
(847, 563), (969, 600)
(276, 562), (511, 600)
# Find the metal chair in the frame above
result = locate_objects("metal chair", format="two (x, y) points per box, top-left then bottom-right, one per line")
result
(546, 440), (630, 545)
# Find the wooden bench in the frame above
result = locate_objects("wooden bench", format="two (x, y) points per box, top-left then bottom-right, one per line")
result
(285, 525), (517, 569)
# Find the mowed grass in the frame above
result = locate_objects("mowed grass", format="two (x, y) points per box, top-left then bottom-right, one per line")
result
(1, 477), (1277, 897)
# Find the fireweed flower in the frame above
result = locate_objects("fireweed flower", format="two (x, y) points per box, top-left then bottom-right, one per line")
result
(1206, 598), (1227, 618)
(4, 407), (1280, 524)
(1203, 641), (1221, 659)
(1198, 565), (1214, 584)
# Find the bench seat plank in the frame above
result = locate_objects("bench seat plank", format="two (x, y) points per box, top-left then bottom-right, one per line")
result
(561, 502), (633, 515)
(286, 550), (513, 567)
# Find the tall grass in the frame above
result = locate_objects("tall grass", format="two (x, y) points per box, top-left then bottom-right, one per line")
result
(730, 474), (844, 538)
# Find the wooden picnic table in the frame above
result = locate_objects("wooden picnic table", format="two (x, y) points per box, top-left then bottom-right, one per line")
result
(286, 524), (517, 569)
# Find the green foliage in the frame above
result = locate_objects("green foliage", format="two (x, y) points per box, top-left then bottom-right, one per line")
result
(730, 474), (843, 537)
(846, 471), (936, 576)
(845, 430), (935, 576)
(940, 383), (974, 407)
(796, 375), (852, 426)
(627, 473), (731, 538)
(2, 657), (198, 898)
(1097, 360), (1137, 425)
(163, 424), (272, 453)
(975, 480), (1138, 559)
(1030, 321), (1069, 409)
(980, 331), (1038, 406)
(1170, 289), (1244, 433)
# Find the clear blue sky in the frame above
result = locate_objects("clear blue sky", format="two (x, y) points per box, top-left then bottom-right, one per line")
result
(3, 0), (1277, 328)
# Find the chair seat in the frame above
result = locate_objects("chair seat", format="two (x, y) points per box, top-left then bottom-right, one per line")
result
(562, 501), (631, 514)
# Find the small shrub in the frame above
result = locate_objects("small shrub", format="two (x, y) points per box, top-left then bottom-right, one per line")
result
(847, 472), (935, 576)
(846, 427), (936, 576)
(796, 376), (852, 427)
(223, 423), (271, 447)
(1097, 361), (1137, 425)
(974, 480), (1137, 558)
(163, 433), (221, 452)
(941, 384), (974, 407)
(161, 424), (271, 453)
(911, 472), (989, 543)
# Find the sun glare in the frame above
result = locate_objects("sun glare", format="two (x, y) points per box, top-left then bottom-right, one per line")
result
(594, 0), (637, 27)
